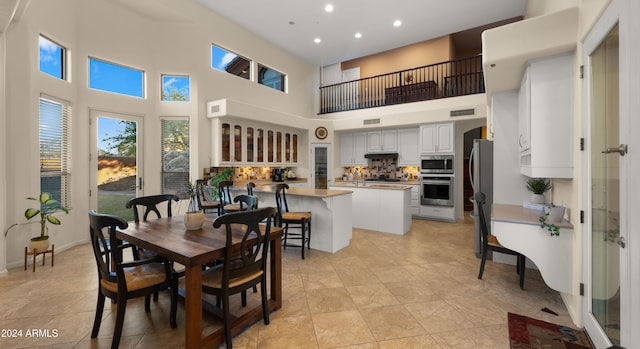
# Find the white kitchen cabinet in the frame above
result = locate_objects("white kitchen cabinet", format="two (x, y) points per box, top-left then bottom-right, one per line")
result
(419, 122), (454, 154)
(340, 132), (367, 166)
(367, 130), (397, 152)
(519, 54), (573, 178)
(214, 119), (299, 166)
(397, 128), (419, 165)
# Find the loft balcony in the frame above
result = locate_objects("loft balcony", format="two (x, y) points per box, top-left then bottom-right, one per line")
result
(319, 55), (484, 114)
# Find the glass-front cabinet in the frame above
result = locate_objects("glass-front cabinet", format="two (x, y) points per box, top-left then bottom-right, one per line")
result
(215, 119), (299, 166)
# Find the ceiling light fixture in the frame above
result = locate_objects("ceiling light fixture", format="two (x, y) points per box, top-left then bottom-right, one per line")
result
(324, 4), (334, 12)
(354, 32), (362, 39)
(393, 20), (402, 27)
(314, 38), (322, 44)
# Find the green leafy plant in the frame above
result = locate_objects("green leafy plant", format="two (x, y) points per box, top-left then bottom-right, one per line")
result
(185, 182), (198, 212)
(24, 193), (69, 241)
(526, 178), (552, 195)
(208, 168), (234, 200)
(539, 213), (560, 236)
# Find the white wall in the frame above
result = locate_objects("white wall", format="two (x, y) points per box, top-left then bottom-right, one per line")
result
(1, 0), (317, 269)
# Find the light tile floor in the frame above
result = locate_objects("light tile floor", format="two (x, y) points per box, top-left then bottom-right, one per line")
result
(0, 216), (577, 348)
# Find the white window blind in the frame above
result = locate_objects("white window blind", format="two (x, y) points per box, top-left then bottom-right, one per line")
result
(161, 118), (190, 196)
(39, 95), (72, 208)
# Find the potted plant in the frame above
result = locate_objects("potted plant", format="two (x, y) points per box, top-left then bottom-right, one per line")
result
(183, 182), (204, 230)
(24, 193), (69, 251)
(208, 167), (233, 200)
(526, 178), (551, 204)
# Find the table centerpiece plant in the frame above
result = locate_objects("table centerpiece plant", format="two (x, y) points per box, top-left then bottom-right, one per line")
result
(183, 182), (204, 230)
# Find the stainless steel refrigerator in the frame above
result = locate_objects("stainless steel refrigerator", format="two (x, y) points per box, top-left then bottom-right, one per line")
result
(468, 139), (493, 258)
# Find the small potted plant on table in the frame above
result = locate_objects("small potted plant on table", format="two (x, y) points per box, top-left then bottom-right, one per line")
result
(183, 182), (204, 230)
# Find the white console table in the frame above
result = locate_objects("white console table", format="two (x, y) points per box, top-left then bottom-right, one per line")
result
(491, 204), (574, 294)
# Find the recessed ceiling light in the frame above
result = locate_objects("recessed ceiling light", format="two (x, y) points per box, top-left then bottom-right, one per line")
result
(354, 32), (362, 39)
(325, 4), (334, 12)
(314, 38), (322, 44)
(393, 20), (402, 27)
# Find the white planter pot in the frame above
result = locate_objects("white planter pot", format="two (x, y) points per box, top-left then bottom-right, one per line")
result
(547, 206), (566, 222)
(184, 211), (205, 230)
(530, 194), (546, 204)
(29, 237), (50, 252)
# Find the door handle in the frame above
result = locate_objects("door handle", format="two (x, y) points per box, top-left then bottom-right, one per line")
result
(617, 236), (626, 248)
(601, 144), (627, 156)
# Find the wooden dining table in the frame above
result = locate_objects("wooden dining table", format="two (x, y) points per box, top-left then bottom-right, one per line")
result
(116, 214), (283, 349)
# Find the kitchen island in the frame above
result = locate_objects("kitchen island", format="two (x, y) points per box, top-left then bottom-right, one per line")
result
(230, 185), (353, 253)
(330, 182), (412, 235)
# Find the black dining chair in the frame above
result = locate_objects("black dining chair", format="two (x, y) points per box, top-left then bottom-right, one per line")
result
(475, 192), (526, 289)
(233, 194), (259, 211)
(201, 207), (276, 349)
(196, 179), (221, 215)
(88, 210), (178, 349)
(275, 183), (312, 259)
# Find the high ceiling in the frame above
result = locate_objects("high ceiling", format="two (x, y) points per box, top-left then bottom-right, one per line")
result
(196, 0), (528, 66)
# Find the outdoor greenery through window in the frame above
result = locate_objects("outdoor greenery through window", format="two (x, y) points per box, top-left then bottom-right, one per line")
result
(39, 35), (65, 80)
(89, 57), (144, 98)
(39, 95), (72, 208)
(161, 119), (190, 196)
(258, 64), (286, 92)
(211, 44), (251, 80)
(161, 75), (190, 101)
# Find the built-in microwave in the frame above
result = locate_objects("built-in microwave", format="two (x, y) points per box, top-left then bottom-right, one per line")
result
(420, 155), (454, 174)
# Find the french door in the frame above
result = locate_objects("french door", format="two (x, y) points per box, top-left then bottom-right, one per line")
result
(582, 0), (638, 347)
(90, 110), (144, 222)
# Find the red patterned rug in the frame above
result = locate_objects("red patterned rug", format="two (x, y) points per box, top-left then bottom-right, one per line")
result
(508, 313), (594, 349)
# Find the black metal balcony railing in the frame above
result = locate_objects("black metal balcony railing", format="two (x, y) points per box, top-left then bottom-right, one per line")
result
(319, 55), (485, 114)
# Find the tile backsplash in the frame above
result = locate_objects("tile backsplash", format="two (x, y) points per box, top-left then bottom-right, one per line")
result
(342, 159), (419, 180)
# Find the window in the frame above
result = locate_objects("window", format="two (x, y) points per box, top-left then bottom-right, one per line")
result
(39, 95), (72, 208)
(161, 118), (190, 196)
(258, 64), (286, 92)
(89, 57), (144, 98)
(211, 44), (251, 80)
(161, 75), (190, 101)
(39, 35), (65, 80)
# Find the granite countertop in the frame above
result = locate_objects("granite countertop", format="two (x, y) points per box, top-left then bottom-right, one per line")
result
(330, 182), (412, 190)
(333, 179), (420, 185)
(251, 185), (352, 198)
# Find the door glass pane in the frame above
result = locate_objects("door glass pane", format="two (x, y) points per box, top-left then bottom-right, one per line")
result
(267, 130), (274, 162)
(97, 117), (137, 221)
(257, 129), (264, 162)
(247, 127), (254, 163)
(293, 134), (298, 162)
(221, 123), (230, 162)
(234, 125), (242, 162)
(276, 131), (283, 162)
(590, 23), (620, 345)
(314, 147), (328, 189)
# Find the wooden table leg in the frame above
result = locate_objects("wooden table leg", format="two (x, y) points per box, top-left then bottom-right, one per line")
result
(184, 265), (203, 349)
(270, 235), (282, 308)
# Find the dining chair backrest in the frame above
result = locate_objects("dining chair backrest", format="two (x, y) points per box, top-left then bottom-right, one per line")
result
(274, 183), (290, 216)
(474, 192), (490, 245)
(218, 180), (234, 206)
(88, 210), (129, 284)
(212, 207), (276, 287)
(246, 182), (256, 195)
(233, 194), (259, 211)
(196, 179), (215, 203)
(126, 194), (179, 223)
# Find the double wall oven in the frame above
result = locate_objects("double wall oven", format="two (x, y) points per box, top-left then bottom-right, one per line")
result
(420, 155), (454, 207)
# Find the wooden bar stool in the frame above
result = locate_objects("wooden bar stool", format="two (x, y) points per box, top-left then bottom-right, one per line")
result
(275, 184), (312, 259)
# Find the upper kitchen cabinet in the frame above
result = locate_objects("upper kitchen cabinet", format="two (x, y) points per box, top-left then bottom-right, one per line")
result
(214, 120), (299, 166)
(367, 130), (397, 153)
(420, 122), (454, 154)
(340, 132), (368, 166)
(519, 54), (573, 178)
(397, 128), (419, 166)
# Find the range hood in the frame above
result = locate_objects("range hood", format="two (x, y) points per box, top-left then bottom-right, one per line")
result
(364, 152), (398, 159)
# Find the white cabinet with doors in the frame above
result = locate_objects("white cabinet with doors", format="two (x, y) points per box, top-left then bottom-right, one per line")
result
(397, 127), (419, 165)
(367, 129), (397, 152)
(419, 122), (454, 154)
(518, 54), (573, 178)
(340, 132), (367, 166)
